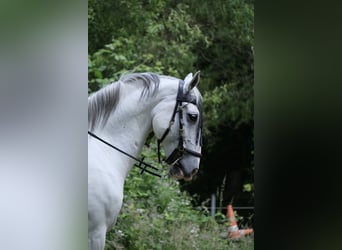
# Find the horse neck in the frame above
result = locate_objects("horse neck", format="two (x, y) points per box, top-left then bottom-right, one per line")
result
(98, 86), (160, 177)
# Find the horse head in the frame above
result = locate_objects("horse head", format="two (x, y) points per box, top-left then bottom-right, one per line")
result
(152, 72), (202, 181)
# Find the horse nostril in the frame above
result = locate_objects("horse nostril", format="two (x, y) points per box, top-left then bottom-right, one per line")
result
(192, 168), (198, 176)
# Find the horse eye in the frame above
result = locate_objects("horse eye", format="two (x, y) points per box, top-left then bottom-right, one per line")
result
(188, 113), (198, 122)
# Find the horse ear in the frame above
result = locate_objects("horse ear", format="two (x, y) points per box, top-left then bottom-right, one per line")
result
(184, 71), (200, 92)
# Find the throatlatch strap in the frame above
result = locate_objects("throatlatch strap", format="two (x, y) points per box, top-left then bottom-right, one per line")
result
(157, 98), (180, 163)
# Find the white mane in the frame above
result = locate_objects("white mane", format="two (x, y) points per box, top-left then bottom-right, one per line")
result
(88, 73), (160, 131)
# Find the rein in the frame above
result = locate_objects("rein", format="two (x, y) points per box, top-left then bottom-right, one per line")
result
(88, 79), (202, 178)
(88, 131), (162, 177)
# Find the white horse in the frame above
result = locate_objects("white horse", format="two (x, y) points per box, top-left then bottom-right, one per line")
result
(88, 72), (202, 250)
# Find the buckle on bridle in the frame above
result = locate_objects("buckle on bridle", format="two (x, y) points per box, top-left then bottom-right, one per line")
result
(164, 148), (183, 165)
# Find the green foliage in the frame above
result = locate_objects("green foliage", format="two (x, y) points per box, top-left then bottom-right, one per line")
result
(104, 141), (253, 249)
(203, 82), (253, 145)
(88, 1), (209, 93)
(188, 0), (254, 90)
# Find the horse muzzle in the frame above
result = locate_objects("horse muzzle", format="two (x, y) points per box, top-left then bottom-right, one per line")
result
(169, 159), (199, 181)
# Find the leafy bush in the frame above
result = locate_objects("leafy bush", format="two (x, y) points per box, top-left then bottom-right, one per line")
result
(104, 141), (253, 250)
(88, 2), (209, 93)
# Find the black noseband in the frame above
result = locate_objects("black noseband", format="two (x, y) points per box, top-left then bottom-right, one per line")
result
(157, 80), (202, 165)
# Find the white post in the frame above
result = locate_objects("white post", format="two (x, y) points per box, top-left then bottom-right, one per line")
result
(211, 193), (216, 218)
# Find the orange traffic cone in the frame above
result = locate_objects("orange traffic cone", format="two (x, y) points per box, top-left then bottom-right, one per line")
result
(227, 204), (254, 239)
(227, 204), (240, 239)
(239, 228), (253, 236)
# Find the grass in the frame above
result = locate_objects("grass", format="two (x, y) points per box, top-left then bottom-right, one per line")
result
(103, 145), (254, 250)
(105, 216), (254, 250)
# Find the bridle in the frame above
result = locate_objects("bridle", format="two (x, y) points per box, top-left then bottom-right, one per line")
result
(157, 80), (202, 165)
(88, 79), (202, 177)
